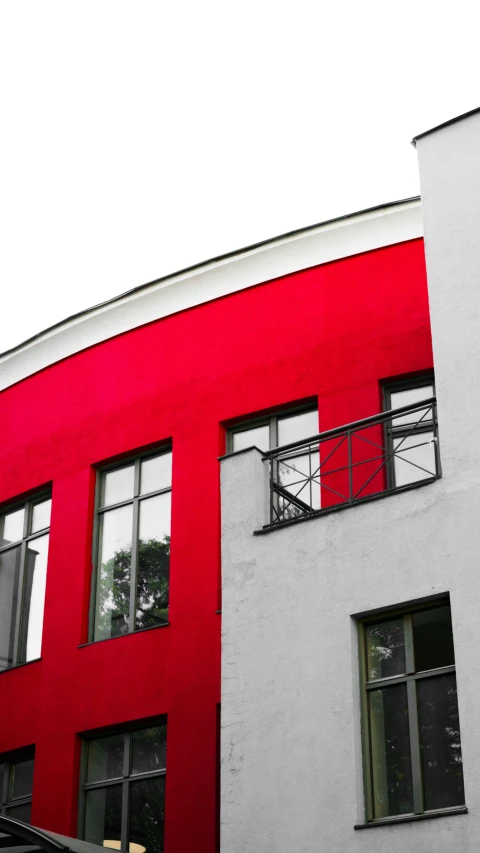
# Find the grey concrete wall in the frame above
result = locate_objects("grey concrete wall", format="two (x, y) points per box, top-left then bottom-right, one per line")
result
(220, 111), (480, 852)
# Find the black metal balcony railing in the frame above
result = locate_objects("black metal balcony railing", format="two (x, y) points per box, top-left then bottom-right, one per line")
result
(262, 398), (441, 528)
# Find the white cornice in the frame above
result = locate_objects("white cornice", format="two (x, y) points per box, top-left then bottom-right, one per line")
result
(0, 198), (422, 391)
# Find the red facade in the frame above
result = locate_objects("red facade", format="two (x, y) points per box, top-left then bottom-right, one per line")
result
(0, 237), (432, 851)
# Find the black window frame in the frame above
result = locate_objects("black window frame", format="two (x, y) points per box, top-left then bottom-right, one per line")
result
(0, 491), (51, 671)
(226, 402), (318, 454)
(358, 597), (465, 824)
(0, 746), (35, 818)
(383, 374), (438, 490)
(79, 722), (167, 853)
(90, 446), (173, 643)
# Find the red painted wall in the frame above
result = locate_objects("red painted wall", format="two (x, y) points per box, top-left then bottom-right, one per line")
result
(0, 238), (432, 852)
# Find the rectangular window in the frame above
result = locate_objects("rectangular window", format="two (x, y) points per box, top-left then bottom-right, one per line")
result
(228, 405), (320, 513)
(0, 494), (51, 670)
(0, 748), (35, 820)
(359, 600), (465, 822)
(82, 725), (166, 853)
(93, 450), (172, 641)
(384, 376), (438, 488)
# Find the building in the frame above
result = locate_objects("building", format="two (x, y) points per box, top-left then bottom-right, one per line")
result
(0, 108), (478, 852)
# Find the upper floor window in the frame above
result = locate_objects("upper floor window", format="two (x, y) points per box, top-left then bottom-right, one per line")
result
(384, 376), (437, 488)
(82, 724), (166, 853)
(0, 495), (51, 670)
(92, 450), (172, 641)
(359, 599), (464, 822)
(0, 748), (35, 820)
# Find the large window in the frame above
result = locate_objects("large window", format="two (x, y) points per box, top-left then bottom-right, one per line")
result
(82, 725), (166, 853)
(92, 450), (172, 641)
(228, 406), (320, 512)
(0, 495), (51, 671)
(0, 748), (35, 820)
(384, 376), (437, 488)
(359, 600), (465, 822)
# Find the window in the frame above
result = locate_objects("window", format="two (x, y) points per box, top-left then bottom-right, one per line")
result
(0, 495), (51, 670)
(82, 725), (166, 853)
(384, 376), (438, 488)
(92, 450), (172, 641)
(228, 406), (320, 511)
(359, 600), (465, 822)
(0, 749), (35, 820)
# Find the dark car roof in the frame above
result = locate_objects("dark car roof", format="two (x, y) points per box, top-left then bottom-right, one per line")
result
(0, 816), (127, 853)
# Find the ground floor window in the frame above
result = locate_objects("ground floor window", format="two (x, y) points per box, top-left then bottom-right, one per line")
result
(0, 748), (35, 820)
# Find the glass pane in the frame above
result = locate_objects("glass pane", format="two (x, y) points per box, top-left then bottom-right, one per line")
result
(87, 734), (124, 783)
(31, 499), (51, 534)
(140, 453), (172, 495)
(390, 385), (434, 426)
(5, 802), (32, 821)
(232, 425), (270, 453)
(278, 450), (321, 511)
(369, 684), (413, 818)
(129, 777), (165, 853)
(85, 785), (122, 849)
(413, 606), (455, 672)
(0, 546), (22, 671)
(131, 726), (167, 775)
(277, 409), (318, 446)
(95, 505), (133, 641)
(418, 673), (465, 810)
(0, 508), (24, 548)
(393, 430), (436, 486)
(366, 618), (406, 681)
(12, 758), (34, 799)
(136, 494), (171, 630)
(19, 534), (49, 663)
(102, 465), (135, 507)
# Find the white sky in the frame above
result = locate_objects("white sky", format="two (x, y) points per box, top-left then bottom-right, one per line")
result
(1, 1), (478, 354)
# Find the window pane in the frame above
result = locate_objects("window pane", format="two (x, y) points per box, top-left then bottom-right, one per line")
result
(369, 684), (413, 818)
(0, 546), (22, 671)
(31, 499), (51, 534)
(277, 409), (318, 446)
(11, 758), (34, 799)
(393, 431), (436, 486)
(19, 534), (49, 663)
(129, 777), (165, 853)
(232, 425), (270, 453)
(278, 450), (321, 511)
(5, 802), (32, 821)
(95, 505), (133, 641)
(136, 494), (171, 630)
(417, 673), (465, 811)
(85, 785), (122, 849)
(413, 606), (455, 672)
(87, 734), (124, 783)
(131, 727), (167, 775)
(140, 454), (172, 495)
(102, 465), (135, 507)
(0, 509), (24, 548)
(390, 385), (434, 426)
(366, 618), (406, 681)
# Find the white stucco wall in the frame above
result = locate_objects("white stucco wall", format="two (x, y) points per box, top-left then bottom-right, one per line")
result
(220, 111), (480, 852)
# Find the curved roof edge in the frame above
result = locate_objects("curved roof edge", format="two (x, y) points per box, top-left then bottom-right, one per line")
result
(0, 197), (422, 391)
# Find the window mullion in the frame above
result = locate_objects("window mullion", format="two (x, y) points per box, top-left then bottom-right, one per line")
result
(121, 733), (131, 852)
(129, 460), (140, 634)
(404, 615), (423, 814)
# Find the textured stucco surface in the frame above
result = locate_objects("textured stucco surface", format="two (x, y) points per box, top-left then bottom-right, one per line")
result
(220, 111), (480, 852)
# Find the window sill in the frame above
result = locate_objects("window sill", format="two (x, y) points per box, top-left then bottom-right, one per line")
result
(0, 658), (41, 675)
(354, 805), (467, 829)
(79, 622), (170, 648)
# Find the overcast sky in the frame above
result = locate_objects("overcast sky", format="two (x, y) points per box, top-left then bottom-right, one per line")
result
(1, 1), (478, 354)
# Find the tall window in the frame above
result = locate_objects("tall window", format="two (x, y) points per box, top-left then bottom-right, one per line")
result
(0, 495), (51, 670)
(93, 450), (172, 641)
(359, 600), (465, 822)
(0, 749), (35, 820)
(384, 376), (437, 488)
(228, 406), (320, 512)
(82, 725), (166, 853)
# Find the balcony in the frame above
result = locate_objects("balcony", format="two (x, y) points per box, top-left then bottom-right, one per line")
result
(262, 397), (440, 528)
